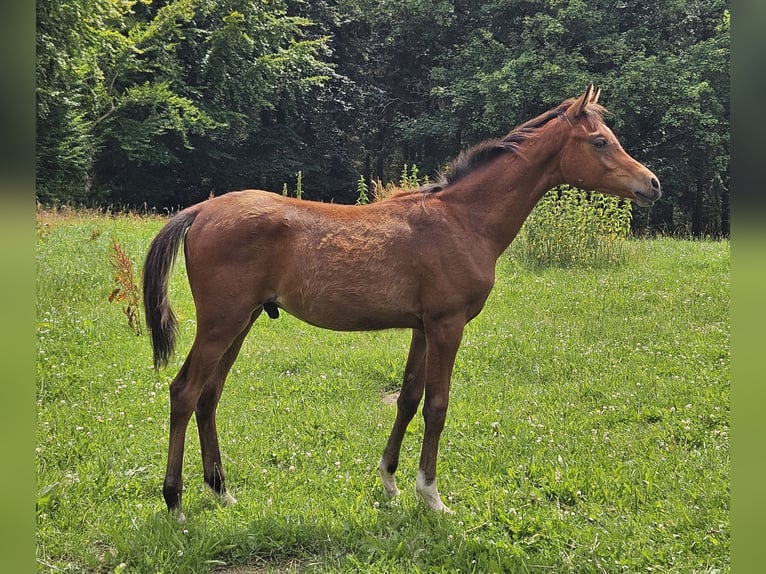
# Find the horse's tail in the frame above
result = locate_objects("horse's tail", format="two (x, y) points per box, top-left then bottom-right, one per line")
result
(143, 208), (200, 370)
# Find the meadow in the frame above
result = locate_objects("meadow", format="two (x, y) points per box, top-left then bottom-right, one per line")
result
(36, 209), (729, 573)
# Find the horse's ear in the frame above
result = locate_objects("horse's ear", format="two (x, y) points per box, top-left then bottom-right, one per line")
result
(566, 83), (595, 120)
(591, 86), (601, 105)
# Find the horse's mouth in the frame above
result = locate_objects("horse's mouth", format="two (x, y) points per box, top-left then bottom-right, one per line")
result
(633, 190), (658, 208)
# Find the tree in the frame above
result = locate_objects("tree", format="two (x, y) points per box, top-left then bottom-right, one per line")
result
(606, 3), (730, 235)
(36, 0), (331, 206)
(37, 0), (210, 204)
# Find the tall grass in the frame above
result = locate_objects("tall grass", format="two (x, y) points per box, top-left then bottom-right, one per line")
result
(36, 209), (729, 573)
(511, 186), (634, 268)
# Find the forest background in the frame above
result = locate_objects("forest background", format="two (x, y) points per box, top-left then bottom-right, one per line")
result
(36, 0), (730, 236)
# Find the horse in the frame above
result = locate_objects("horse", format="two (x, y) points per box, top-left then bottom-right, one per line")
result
(143, 84), (661, 520)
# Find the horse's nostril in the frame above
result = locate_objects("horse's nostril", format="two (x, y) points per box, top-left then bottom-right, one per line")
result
(651, 177), (660, 191)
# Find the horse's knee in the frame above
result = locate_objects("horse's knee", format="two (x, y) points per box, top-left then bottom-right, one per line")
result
(422, 397), (448, 428)
(396, 390), (420, 419)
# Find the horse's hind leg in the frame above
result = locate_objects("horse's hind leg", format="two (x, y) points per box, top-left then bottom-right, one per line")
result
(378, 328), (426, 497)
(163, 309), (258, 520)
(196, 309), (261, 506)
(163, 345), (219, 520)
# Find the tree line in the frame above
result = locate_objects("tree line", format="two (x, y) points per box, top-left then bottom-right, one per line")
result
(36, 0), (729, 236)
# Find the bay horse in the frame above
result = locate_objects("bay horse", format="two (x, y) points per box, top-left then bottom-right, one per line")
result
(143, 85), (661, 519)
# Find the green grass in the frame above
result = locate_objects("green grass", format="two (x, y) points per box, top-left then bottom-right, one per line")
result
(36, 209), (729, 573)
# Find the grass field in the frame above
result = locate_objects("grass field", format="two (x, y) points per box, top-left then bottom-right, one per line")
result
(36, 209), (729, 573)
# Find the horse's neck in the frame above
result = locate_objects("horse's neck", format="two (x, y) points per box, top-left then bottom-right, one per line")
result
(443, 149), (563, 257)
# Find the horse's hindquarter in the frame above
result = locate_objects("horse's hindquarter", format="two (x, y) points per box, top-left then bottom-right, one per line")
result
(184, 190), (496, 332)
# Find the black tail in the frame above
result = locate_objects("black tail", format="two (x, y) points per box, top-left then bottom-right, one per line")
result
(142, 209), (199, 369)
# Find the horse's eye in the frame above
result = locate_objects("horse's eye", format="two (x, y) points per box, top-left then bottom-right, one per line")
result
(594, 138), (608, 149)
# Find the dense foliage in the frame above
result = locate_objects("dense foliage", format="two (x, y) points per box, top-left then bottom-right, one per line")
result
(36, 0), (729, 236)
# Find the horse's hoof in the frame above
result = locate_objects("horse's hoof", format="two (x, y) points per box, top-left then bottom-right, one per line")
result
(170, 507), (187, 523)
(219, 491), (237, 506)
(415, 471), (453, 513)
(205, 484), (237, 507)
(377, 460), (401, 498)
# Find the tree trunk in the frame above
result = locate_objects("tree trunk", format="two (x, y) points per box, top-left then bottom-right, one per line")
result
(691, 179), (704, 236)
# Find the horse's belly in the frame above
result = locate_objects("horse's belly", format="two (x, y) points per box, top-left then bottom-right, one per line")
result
(276, 288), (421, 332)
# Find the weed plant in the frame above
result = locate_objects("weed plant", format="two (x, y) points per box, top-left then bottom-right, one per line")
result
(367, 164), (430, 203)
(355, 175), (370, 206)
(36, 209), (729, 573)
(399, 164), (424, 190)
(108, 239), (143, 335)
(281, 171), (304, 199)
(512, 186), (634, 269)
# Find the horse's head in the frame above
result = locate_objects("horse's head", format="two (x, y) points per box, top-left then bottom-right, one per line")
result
(557, 84), (661, 207)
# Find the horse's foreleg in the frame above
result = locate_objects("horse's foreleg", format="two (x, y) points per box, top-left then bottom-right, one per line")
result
(195, 311), (259, 507)
(415, 319), (464, 513)
(378, 329), (426, 497)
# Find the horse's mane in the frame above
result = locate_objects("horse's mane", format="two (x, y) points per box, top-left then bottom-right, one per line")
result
(420, 99), (606, 193)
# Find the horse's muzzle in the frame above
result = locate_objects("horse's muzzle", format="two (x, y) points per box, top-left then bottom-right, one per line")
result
(633, 177), (661, 207)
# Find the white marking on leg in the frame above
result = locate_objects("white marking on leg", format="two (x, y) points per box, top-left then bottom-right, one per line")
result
(218, 490), (237, 506)
(378, 457), (401, 497)
(416, 470), (453, 513)
(205, 484), (238, 506)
